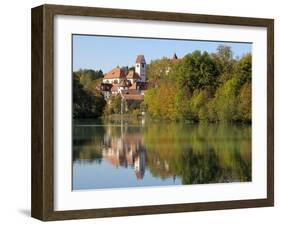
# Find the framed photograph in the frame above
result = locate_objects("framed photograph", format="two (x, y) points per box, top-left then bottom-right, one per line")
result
(31, 4), (274, 221)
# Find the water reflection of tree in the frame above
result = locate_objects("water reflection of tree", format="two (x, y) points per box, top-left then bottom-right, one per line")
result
(144, 123), (252, 184)
(73, 120), (251, 184)
(72, 125), (104, 162)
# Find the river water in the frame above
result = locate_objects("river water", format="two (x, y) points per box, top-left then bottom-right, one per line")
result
(72, 118), (251, 190)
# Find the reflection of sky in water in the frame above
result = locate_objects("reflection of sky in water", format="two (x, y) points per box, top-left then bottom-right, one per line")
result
(73, 160), (181, 190)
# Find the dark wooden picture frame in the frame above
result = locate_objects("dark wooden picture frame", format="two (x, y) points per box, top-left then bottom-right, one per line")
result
(31, 4), (274, 221)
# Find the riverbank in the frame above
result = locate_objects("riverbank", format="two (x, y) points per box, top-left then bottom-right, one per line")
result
(74, 114), (251, 127)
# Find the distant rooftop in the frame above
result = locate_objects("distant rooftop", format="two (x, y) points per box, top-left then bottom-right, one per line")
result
(136, 55), (146, 64)
(126, 70), (140, 80)
(104, 68), (125, 79)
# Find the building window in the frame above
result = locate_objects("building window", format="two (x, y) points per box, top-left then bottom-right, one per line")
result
(136, 64), (139, 67)
(141, 63), (145, 68)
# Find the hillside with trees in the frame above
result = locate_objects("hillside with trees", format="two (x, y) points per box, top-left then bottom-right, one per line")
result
(73, 45), (251, 123)
(144, 45), (251, 123)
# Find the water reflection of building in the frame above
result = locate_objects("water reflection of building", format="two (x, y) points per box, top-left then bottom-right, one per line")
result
(102, 127), (146, 180)
(134, 151), (146, 179)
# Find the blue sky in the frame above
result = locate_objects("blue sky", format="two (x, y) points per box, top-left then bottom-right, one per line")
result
(72, 35), (252, 73)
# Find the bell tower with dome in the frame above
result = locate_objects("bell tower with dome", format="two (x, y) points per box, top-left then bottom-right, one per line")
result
(135, 55), (146, 82)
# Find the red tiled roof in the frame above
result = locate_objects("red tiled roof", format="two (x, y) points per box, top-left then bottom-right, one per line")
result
(122, 94), (144, 100)
(104, 68), (125, 79)
(122, 89), (139, 95)
(126, 70), (140, 80)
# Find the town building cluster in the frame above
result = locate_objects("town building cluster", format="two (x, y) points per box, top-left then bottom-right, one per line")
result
(99, 53), (179, 102)
(99, 55), (148, 101)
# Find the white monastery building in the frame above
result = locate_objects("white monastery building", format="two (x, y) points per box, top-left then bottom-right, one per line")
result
(135, 55), (146, 82)
(100, 55), (148, 100)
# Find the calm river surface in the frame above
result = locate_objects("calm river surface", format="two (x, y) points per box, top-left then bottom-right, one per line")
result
(72, 118), (251, 190)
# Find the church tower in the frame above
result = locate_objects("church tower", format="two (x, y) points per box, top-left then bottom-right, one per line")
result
(135, 55), (146, 82)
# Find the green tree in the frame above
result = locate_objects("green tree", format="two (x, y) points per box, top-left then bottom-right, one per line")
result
(104, 95), (122, 115)
(147, 57), (173, 88)
(212, 78), (240, 122)
(238, 83), (251, 122)
(212, 45), (234, 74)
(171, 51), (219, 93)
(189, 90), (210, 121)
(73, 76), (106, 118)
(207, 53), (252, 122)
(144, 82), (178, 120)
(234, 53), (252, 86)
(75, 69), (104, 94)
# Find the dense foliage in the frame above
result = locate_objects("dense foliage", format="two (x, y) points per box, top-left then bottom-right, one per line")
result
(73, 69), (106, 119)
(144, 46), (252, 122)
(103, 95), (122, 115)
